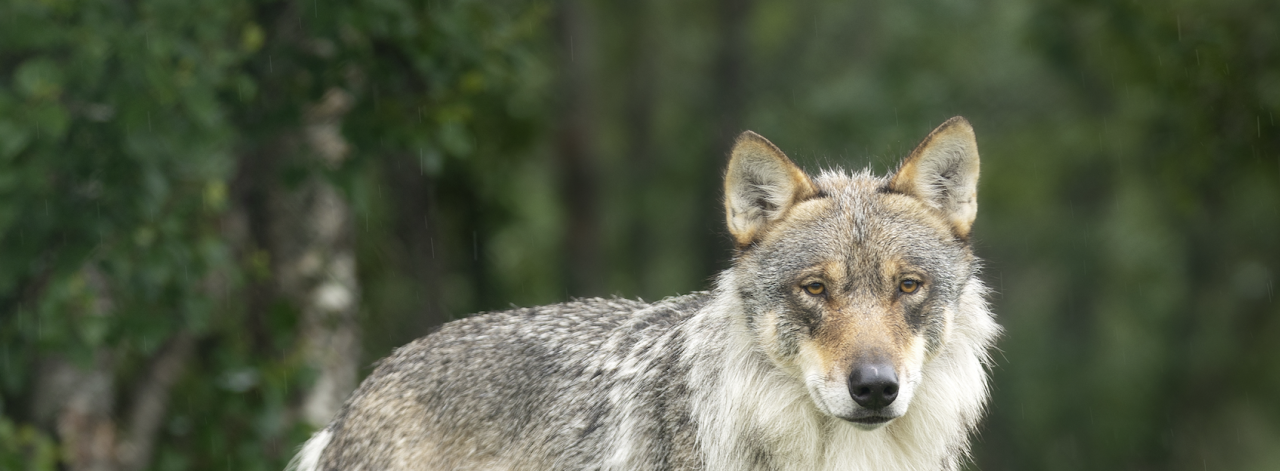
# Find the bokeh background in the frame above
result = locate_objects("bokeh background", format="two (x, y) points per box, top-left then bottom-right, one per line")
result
(2, 0), (1278, 469)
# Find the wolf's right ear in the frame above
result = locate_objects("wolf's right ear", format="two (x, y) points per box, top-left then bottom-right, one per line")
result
(724, 131), (818, 247)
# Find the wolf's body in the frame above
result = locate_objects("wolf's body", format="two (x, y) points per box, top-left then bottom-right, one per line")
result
(292, 117), (1000, 471)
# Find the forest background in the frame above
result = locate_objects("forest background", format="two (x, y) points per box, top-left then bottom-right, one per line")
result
(2, 0), (1278, 469)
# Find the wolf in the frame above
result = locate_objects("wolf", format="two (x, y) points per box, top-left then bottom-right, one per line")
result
(289, 116), (1000, 471)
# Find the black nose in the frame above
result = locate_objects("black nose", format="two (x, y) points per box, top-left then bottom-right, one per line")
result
(849, 363), (899, 410)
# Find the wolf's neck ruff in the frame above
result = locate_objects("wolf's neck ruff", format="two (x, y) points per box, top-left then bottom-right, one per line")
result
(290, 117), (999, 471)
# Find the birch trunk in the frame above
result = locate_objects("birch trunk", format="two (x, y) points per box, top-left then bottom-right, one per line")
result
(272, 88), (362, 428)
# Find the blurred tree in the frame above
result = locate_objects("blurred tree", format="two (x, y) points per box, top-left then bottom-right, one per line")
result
(0, 0), (550, 470)
(3, 0), (1278, 469)
(978, 0), (1280, 469)
(0, 0), (251, 469)
(552, 0), (605, 297)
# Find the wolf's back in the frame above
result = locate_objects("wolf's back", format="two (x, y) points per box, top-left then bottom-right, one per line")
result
(306, 293), (711, 470)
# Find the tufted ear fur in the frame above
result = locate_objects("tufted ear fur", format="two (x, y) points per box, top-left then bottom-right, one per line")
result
(888, 116), (981, 239)
(724, 131), (818, 247)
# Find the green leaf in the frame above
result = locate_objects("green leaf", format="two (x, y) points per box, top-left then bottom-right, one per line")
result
(0, 119), (31, 160)
(27, 104), (69, 141)
(13, 58), (63, 100)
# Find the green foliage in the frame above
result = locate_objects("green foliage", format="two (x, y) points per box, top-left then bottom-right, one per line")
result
(0, 0), (549, 469)
(0, 416), (57, 471)
(2, 0), (1277, 469)
(153, 0), (553, 468)
(0, 0), (249, 402)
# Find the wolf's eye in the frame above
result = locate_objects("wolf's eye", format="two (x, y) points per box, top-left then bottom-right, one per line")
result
(899, 279), (921, 294)
(803, 282), (825, 295)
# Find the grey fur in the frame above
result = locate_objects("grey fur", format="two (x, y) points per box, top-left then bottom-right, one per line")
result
(293, 118), (1000, 471)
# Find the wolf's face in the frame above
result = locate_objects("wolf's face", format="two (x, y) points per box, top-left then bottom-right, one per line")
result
(724, 118), (980, 430)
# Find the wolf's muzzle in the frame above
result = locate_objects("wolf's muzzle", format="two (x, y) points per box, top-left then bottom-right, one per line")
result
(848, 363), (899, 410)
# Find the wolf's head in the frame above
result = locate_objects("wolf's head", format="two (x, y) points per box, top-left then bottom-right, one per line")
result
(723, 117), (983, 430)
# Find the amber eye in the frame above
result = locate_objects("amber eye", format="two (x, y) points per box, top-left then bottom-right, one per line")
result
(803, 282), (825, 295)
(900, 279), (921, 294)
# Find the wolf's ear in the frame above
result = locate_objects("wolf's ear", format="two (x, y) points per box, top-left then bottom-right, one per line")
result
(888, 116), (981, 238)
(725, 131), (818, 247)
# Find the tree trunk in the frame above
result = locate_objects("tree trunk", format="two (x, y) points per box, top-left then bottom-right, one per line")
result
(116, 332), (195, 471)
(272, 88), (362, 428)
(620, 0), (658, 296)
(33, 267), (195, 471)
(32, 267), (118, 471)
(554, 0), (604, 297)
(38, 355), (117, 471)
(386, 153), (447, 331)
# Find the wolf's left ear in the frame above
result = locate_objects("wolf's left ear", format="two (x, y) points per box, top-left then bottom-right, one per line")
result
(889, 116), (981, 238)
(725, 131), (818, 247)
